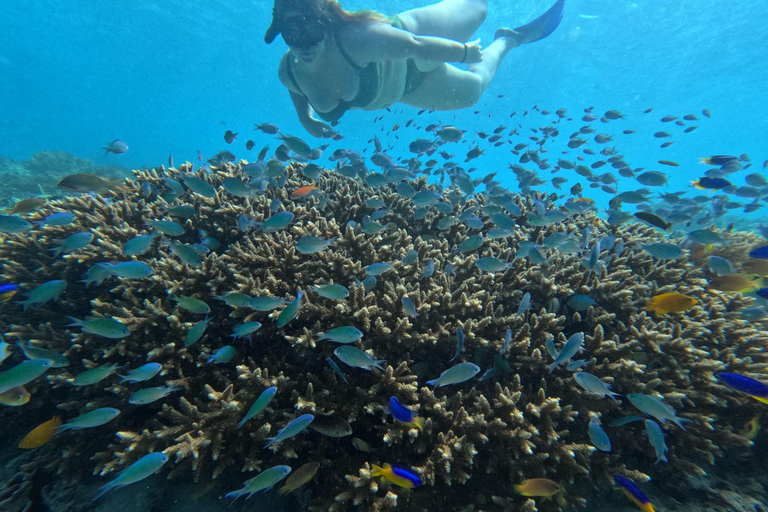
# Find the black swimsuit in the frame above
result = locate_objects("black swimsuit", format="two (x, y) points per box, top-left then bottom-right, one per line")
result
(286, 27), (424, 123)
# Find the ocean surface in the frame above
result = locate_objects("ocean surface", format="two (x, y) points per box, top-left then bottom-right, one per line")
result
(1, 1), (768, 511)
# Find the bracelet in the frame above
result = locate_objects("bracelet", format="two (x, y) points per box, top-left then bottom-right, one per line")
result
(460, 43), (468, 63)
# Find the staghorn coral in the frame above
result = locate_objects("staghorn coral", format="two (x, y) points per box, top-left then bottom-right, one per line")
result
(1, 159), (767, 512)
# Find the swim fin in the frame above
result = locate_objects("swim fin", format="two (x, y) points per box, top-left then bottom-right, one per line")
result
(505, 0), (566, 45)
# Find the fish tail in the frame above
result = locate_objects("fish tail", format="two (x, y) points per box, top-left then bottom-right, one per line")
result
(425, 379), (438, 387)
(371, 464), (386, 477)
(263, 437), (275, 448)
(92, 482), (116, 501)
(413, 417), (425, 431)
(277, 484), (290, 496)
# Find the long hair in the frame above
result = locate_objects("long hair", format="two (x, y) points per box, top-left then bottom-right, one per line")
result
(276, 0), (389, 27)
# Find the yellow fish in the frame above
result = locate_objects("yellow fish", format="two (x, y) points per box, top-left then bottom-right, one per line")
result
(18, 416), (62, 449)
(707, 273), (763, 293)
(740, 415), (761, 440)
(0, 385), (30, 406)
(645, 292), (698, 314)
(278, 461), (320, 495)
(514, 478), (561, 499)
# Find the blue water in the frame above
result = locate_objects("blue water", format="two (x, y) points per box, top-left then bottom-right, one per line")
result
(2, 0), (766, 203)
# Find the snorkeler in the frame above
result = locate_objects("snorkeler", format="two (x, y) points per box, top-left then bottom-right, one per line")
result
(265, 0), (566, 137)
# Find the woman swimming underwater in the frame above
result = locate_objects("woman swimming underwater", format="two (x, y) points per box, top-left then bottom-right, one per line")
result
(265, 0), (566, 137)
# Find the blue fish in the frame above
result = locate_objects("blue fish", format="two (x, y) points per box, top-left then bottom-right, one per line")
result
(500, 328), (512, 355)
(614, 474), (655, 512)
(401, 296), (419, 318)
(749, 245), (768, 260)
(450, 327), (464, 362)
(717, 372), (768, 403)
(0, 284), (18, 303)
(389, 396), (425, 431)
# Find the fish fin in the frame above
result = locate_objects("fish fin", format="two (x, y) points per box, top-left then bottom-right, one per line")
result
(413, 417), (425, 431)
(371, 464), (386, 477)
(500, 0), (565, 45)
(277, 484), (290, 496)
(425, 378), (438, 387)
(92, 482), (117, 501)
(750, 395), (768, 404)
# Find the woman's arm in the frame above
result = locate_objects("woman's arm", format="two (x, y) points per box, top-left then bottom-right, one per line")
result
(278, 53), (333, 138)
(343, 23), (482, 65)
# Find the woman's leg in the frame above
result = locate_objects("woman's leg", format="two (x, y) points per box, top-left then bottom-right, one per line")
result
(399, 36), (515, 111)
(396, 0), (487, 42)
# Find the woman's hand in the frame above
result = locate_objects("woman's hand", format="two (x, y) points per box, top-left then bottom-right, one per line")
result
(463, 38), (483, 63)
(304, 117), (334, 139)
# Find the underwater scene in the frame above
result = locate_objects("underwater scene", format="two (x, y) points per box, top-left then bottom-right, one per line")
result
(1, 0), (768, 511)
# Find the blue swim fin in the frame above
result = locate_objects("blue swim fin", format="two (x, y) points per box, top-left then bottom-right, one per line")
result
(507, 0), (566, 45)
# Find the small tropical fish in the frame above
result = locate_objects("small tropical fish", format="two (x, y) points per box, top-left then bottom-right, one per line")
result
(146, 220), (185, 236)
(642, 243), (683, 260)
(238, 386), (277, 429)
(401, 296), (419, 318)
(573, 372), (620, 400)
(365, 262), (394, 276)
(18, 416), (62, 448)
(450, 327), (464, 362)
(645, 420), (668, 464)
(275, 462), (320, 497)
(250, 296), (288, 311)
(108, 261), (154, 279)
(514, 478), (561, 498)
(184, 317), (211, 347)
(73, 363), (121, 386)
(230, 322), (262, 342)
(119, 363), (162, 383)
(419, 260), (435, 279)
(276, 290), (304, 329)
(567, 294), (596, 312)
(259, 211), (294, 232)
(389, 396), (424, 431)
(717, 373), (768, 403)
(739, 415), (761, 440)
(0, 283), (18, 303)
(215, 292), (253, 308)
(500, 328), (512, 355)
(707, 255), (736, 276)
(588, 417), (611, 452)
(0, 359), (53, 394)
(4, 197), (46, 215)
(291, 183), (319, 199)
(18, 280), (66, 311)
(627, 393), (690, 430)
(475, 256), (511, 272)
(35, 211), (76, 226)
(170, 295), (210, 314)
(426, 362), (480, 387)
(608, 416), (648, 427)
(457, 235), (484, 253)
(749, 245), (768, 260)
(15, 339), (69, 367)
(128, 386), (180, 405)
(123, 233), (159, 256)
(296, 236), (335, 255)
(0, 385), (30, 406)
(316, 326), (363, 344)
(207, 345), (236, 364)
(371, 463), (422, 489)
(334, 346), (386, 371)
(103, 139), (128, 154)
(700, 154), (738, 166)
(56, 408), (120, 431)
(614, 474), (656, 512)
(691, 176), (731, 190)
(708, 273), (763, 293)
(310, 284), (348, 300)
(0, 214), (33, 233)
(225, 466), (292, 501)
(309, 415), (353, 437)
(634, 212), (671, 232)
(351, 437), (373, 452)
(645, 292), (697, 314)
(548, 333), (585, 373)
(51, 231), (94, 257)
(93, 452), (168, 501)
(68, 317), (130, 339)
(264, 414), (314, 448)
(181, 176), (216, 198)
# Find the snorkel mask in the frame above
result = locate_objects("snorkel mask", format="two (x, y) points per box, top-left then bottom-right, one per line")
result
(264, 0), (328, 48)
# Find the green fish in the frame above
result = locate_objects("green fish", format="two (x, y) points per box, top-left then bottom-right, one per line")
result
(249, 296), (288, 311)
(214, 293), (253, 308)
(184, 317), (211, 347)
(56, 408), (120, 431)
(316, 326), (363, 344)
(181, 176), (216, 198)
(73, 363), (121, 386)
(67, 317), (130, 339)
(93, 452), (168, 500)
(170, 243), (203, 267)
(18, 280), (66, 311)
(123, 233), (159, 256)
(309, 284), (349, 300)
(237, 386), (277, 429)
(146, 220), (184, 237)
(276, 291), (304, 329)
(15, 339), (69, 368)
(0, 359), (52, 394)
(333, 346), (386, 371)
(129, 386), (180, 405)
(170, 295), (210, 314)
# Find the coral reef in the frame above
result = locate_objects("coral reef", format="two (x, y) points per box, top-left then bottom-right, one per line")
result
(1, 159), (767, 512)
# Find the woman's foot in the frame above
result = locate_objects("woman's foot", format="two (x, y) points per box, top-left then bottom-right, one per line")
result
(493, 28), (521, 49)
